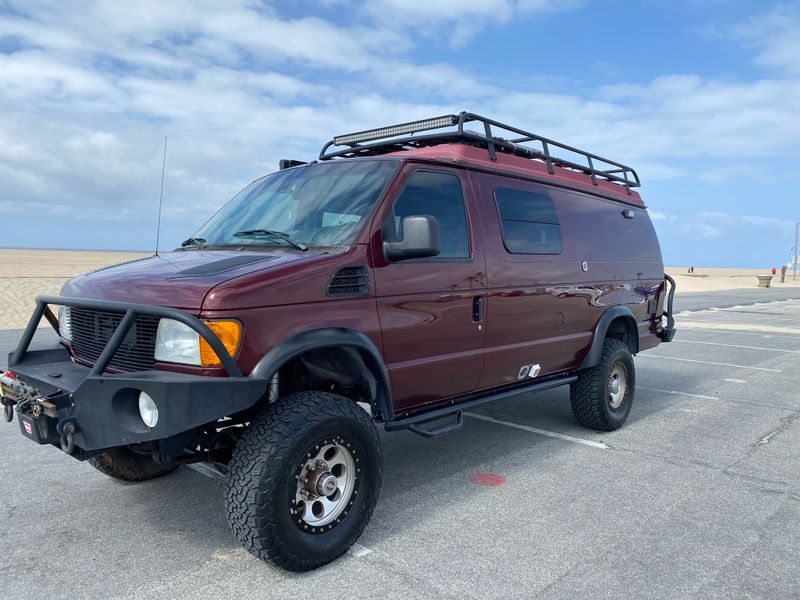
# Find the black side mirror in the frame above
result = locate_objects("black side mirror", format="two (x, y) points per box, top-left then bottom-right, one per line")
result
(383, 215), (440, 261)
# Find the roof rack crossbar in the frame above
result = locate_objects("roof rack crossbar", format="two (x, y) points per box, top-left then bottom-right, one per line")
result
(319, 111), (640, 190)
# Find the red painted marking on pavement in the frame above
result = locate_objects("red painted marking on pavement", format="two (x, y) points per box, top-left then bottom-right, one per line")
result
(470, 473), (506, 487)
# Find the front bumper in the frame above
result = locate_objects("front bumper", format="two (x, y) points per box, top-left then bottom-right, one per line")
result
(2, 295), (266, 456)
(6, 344), (264, 452)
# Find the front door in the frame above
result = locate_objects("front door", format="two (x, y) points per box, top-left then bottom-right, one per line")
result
(372, 166), (486, 414)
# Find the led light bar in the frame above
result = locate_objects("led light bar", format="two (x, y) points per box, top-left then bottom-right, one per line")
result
(333, 114), (458, 146)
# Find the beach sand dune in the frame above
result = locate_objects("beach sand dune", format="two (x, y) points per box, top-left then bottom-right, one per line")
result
(0, 249), (797, 329)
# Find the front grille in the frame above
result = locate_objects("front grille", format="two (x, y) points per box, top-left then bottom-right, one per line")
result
(69, 308), (160, 371)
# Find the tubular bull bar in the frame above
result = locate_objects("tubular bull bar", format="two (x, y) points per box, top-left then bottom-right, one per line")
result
(2, 295), (265, 456)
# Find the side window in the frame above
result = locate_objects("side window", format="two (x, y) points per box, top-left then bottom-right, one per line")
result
(495, 187), (563, 254)
(384, 171), (470, 259)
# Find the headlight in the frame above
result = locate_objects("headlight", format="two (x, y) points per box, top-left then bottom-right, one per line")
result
(58, 306), (72, 341)
(154, 319), (242, 367)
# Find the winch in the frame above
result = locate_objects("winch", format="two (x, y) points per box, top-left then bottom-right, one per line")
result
(0, 370), (38, 422)
(1, 370), (78, 453)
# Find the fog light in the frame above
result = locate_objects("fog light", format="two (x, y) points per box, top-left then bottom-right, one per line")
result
(138, 391), (158, 428)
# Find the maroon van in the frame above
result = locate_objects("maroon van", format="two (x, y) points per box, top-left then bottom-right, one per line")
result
(2, 112), (676, 571)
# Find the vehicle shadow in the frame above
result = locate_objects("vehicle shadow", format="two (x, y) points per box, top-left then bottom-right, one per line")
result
(122, 374), (692, 559)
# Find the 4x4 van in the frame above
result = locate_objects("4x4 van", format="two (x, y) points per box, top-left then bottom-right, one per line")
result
(2, 112), (676, 571)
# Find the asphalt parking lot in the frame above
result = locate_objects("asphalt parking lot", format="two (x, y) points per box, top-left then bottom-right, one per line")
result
(1, 290), (799, 600)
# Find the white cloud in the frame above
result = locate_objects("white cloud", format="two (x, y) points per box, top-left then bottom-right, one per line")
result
(0, 1), (799, 253)
(365, 0), (582, 47)
(735, 5), (800, 75)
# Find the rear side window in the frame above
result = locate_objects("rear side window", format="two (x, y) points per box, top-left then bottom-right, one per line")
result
(495, 188), (563, 254)
(384, 170), (470, 258)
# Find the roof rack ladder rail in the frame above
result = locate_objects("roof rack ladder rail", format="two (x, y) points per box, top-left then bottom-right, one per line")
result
(89, 310), (136, 376)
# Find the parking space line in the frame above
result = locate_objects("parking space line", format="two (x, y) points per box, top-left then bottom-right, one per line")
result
(637, 354), (783, 372)
(187, 463), (226, 479)
(724, 378), (747, 383)
(349, 543), (373, 557)
(678, 329), (800, 340)
(674, 339), (800, 353)
(676, 322), (800, 336)
(464, 412), (608, 449)
(639, 387), (718, 400)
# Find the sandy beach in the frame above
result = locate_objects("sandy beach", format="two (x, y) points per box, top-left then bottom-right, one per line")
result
(665, 266), (800, 293)
(0, 249), (797, 329)
(0, 249), (148, 330)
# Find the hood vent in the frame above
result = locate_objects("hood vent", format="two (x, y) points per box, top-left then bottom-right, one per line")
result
(327, 266), (370, 296)
(169, 255), (277, 278)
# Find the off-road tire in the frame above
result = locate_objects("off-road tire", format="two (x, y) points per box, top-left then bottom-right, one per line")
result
(87, 445), (179, 482)
(570, 338), (635, 431)
(225, 391), (382, 572)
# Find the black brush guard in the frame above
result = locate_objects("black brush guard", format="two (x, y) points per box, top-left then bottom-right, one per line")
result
(2, 295), (266, 456)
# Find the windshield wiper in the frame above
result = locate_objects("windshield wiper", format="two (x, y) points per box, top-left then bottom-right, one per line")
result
(233, 229), (308, 252)
(180, 237), (207, 249)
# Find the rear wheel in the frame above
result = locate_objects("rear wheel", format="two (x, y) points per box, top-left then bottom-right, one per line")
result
(87, 444), (179, 482)
(570, 338), (635, 431)
(225, 391), (382, 571)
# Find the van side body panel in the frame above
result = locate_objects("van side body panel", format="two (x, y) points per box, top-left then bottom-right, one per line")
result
(468, 170), (664, 392)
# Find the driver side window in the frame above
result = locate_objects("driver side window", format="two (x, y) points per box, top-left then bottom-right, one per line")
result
(383, 170), (470, 259)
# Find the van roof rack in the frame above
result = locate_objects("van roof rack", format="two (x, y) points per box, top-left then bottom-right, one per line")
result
(319, 111), (640, 191)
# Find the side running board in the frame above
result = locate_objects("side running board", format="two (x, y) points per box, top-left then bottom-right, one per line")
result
(385, 375), (577, 438)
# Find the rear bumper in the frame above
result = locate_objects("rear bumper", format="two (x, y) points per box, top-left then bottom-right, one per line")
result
(6, 344), (265, 452)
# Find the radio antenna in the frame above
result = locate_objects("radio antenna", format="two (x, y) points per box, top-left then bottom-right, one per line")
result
(155, 136), (167, 256)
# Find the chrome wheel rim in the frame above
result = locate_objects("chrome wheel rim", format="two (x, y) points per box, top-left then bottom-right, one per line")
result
(291, 437), (357, 533)
(608, 363), (627, 409)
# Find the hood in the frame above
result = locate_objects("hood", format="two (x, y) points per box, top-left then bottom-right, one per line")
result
(60, 250), (307, 309)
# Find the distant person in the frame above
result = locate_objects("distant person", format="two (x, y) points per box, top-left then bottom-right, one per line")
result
(781, 265), (787, 282)
(772, 267), (777, 275)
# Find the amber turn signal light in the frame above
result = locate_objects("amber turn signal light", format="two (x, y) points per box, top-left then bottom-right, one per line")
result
(199, 320), (242, 367)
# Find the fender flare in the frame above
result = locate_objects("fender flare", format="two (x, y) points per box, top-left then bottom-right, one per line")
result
(580, 306), (639, 370)
(249, 328), (393, 421)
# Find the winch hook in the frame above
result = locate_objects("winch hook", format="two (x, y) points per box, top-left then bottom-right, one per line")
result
(60, 422), (76, 454)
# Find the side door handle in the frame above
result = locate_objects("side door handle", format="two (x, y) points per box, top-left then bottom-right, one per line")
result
(472, 296), (484, 322)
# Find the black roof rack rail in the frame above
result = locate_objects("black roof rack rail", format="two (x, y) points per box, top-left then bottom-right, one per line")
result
(319, 111), (640, 192)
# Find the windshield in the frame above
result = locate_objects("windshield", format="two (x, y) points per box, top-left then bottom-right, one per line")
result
(191, 160), (398, 250)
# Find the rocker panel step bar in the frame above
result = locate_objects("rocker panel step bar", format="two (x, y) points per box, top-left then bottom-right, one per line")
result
(386, 374), (578, 438)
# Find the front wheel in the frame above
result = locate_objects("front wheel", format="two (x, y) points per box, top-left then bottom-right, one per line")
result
(225, 391), (382, 571)
(570, 338), (635, 431)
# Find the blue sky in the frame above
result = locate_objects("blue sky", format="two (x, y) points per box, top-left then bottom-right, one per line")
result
(0, 0), (798, 267)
